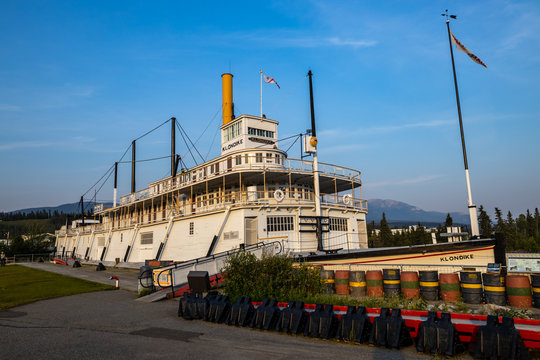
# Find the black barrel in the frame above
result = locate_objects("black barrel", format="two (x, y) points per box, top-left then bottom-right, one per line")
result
(532, 274), (540, 308)
(419, 270), (439, 301)
(320, 269), (335, 295)
(383, 269), (400, 296)
(482, 273), (506, 306)
(349, 271), (367, 297)
(460, 271), (483, 304)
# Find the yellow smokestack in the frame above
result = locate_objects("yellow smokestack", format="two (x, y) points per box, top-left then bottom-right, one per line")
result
(221, 73), (234, 125)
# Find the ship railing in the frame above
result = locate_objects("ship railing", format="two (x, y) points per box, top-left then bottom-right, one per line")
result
(153, 240), (284, 290)
(102, 191), (368, 231)
(117, 152), (361, 208)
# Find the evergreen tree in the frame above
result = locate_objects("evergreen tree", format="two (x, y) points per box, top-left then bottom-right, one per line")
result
(526, 209), (536, 238)
(445, 213), (453, 228)
(494, 207), (505, 233)
(478, 205), (492, 238)
(535, 208), (540, 236)
(379, 213), (393, 247)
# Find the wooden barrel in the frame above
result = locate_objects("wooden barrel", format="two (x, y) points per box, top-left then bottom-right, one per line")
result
(383, 269), (400, 296)
(350, 271), (367, 297)
(320, 269), (335, 295)
(400, 271), (420, 299)
(419, 270), (439, 300)
(460, 271), (483, 304)
(366, 270), (383, 298)
(506, 275), (532, 308)
(335, 270), (350, 295)
(482, 273), (506, 306)
(439, 273), (461, 302)
(531, 274), (540, 308)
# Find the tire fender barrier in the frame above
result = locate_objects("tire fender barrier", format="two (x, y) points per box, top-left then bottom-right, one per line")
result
(369, 308), (412, 349)
(208, 294), (230, 323)
(261, 299), (279, 331)
(318, 304), (338, 339)
(96, 262), (106, 271)
(227, 296), (252, 326)
(474, 315), (530, 359)
(336, 305), (371, 343)
(369, 307), (391, 347)
(178, 292), (198, 320)
(276, 301), (307, 334)
(416, 311), (464, 356)
(416, 311), (438, 353)
(202, 292), (217, 321)
(304, 304), (324, 338)
(275, 301), (296, 333)
(250, 298), (269, 329)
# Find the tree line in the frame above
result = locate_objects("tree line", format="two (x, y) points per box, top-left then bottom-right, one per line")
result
(368, 206), (540, 252)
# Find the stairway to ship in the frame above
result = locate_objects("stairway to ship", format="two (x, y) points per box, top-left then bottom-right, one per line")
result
(137, 240), (283, 302)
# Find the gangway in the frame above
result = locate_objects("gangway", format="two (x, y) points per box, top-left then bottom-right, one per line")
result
(138, 240), (284, 302)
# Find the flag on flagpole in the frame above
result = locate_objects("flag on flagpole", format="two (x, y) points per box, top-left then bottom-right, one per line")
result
(450, 30), (487, 68)
(263, 74), (280, 89)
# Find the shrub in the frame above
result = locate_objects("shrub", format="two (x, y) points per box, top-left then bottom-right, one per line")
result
(222, 251), (322, 302)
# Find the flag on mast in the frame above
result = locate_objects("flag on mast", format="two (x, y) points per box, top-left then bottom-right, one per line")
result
(263, 74), (280, 89)
(450, 30), (487, 68)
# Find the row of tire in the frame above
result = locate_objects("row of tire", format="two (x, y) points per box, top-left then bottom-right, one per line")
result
(321, 269), (540, 308)
(177, 292), (529, 358)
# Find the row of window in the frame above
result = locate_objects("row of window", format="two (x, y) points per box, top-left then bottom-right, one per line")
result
(114, 216), (348, 246)
(266, 216), (349, 232)
(223, 121), (243, 142)
(248, 127), (274, 138)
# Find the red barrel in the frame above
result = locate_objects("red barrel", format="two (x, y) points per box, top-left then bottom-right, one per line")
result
(366, 270), (383, 298)
(400, 271), (420, 299)
(506, 275), (532, 308)
(335, 270), (350, 295)
(439, 273), (461, 302)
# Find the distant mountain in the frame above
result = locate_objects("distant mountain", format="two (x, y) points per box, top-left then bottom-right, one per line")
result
(366, 199), (470, 225)
(7, 202), (112, 215)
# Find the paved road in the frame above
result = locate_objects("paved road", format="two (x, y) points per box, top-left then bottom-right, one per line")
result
(0, 289), (465, 360)
(21, 262), (141, 292)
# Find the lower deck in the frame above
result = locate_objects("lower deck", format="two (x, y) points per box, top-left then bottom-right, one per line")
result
(55, 204), (368, 264)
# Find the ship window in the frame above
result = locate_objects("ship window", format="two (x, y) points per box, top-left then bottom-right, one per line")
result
(267, 216), (294, 232)
(189, 222), (194, 235)
(248, 127), (274, 138)
(256, 153), (263, 163)
(223, 120), (242, 142)
(235, 155), (242, 165)
(140, 232), (153, 245)
(275, 154), (280, 164)
(245, 154), (249, 164)
(330, 217), (348, 231)
(266, 153), (272, 162)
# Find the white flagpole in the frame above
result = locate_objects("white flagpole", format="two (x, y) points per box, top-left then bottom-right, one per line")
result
(260, 69), (263, 118)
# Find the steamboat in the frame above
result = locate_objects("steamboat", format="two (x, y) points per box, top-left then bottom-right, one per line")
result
(54, 72), (500, 271)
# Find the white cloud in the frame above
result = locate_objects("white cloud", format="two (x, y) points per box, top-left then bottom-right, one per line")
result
(0, 141), (54, 151)
(0, 104), (22, 111)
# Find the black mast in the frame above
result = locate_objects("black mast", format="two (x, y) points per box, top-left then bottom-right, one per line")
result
(171, 117), (176, 177)
(131, 140), (136, 193)
(308, 70), (317, 137)
(445, 15), (468, 170)
(80, 195), (84, 226)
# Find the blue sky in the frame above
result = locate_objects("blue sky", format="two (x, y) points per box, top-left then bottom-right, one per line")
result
(1, 0), (539, 217)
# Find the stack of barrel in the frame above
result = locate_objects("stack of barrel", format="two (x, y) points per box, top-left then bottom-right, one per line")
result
(319, 268), (540, 308)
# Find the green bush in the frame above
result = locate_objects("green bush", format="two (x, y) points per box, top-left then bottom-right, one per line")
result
(222, 251), (322, 302)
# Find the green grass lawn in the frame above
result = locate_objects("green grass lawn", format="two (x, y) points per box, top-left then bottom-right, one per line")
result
(0, 265), (115, 311)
